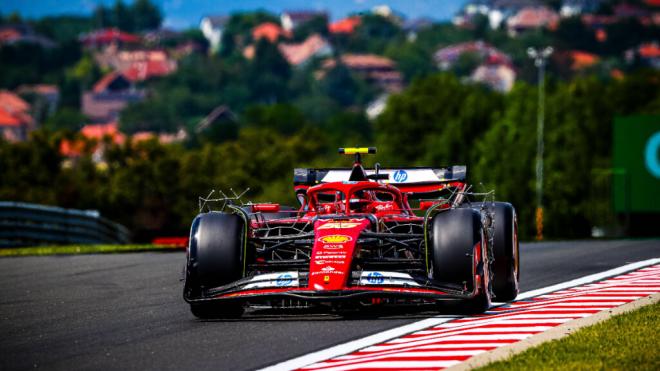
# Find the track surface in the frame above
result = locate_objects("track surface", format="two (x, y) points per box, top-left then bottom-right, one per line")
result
(0, 240), (658, 370)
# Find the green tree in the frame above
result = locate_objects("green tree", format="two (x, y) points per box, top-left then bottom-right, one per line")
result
(112, 1), (134, 32)
(376, 73), (501, 167)
(452, 51), (481, 77)
(385, 42), (436, 82)
(293, 15), (329, 41)
(43, 108), (88, 131)
(93, 6), (112, 28)
(322, 112), (373, 149)
(131, 0), (162, 31)
(248, 39), (291, 103)
(242, 104), (307, 135)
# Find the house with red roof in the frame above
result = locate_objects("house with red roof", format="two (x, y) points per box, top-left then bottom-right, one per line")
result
(568, 50), (600, 70)
(80, 122), (126, 144)
(79, 28), (141, 49)
(329, 16), (361, 34)
(60, 122), (126, 162)
(0, 90), (34, 142)
(95, 48), (177, 82)
(130, 129), (187, 144)
(82, 72), (145, 123)
(637, 42), (660, 69)
(252, 22), (291, 43)
(0, 24), (56, 48)
(507, 6), (560, 36)
(321, 54), (404, 93)
(278, 34), (333, 67)
(434, 40), (512, 70)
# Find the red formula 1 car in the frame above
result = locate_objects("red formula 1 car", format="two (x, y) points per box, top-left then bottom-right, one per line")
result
(183, 148), (519, 318)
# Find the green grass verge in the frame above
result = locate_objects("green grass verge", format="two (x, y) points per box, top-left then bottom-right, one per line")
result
(0, 244), (182, 257)
(477, 301), (660, 371)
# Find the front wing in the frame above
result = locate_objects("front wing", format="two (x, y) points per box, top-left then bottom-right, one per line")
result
(184, 271), (482, 304)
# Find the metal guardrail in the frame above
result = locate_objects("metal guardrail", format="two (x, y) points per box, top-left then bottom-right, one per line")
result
(0, 202), (130, 247)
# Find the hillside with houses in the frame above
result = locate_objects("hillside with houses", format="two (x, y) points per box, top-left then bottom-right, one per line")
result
(2, 0), (659, 145)
(1, 0), (659, 240)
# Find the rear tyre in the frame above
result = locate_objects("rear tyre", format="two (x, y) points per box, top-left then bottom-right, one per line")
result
(430, 208), (491, 314)
(491, 202), (519, 302)
(185, 212), (245, 319)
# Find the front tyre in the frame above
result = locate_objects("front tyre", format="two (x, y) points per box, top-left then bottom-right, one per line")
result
(184, 212), (245, 318)
(430, 208), (491, 314)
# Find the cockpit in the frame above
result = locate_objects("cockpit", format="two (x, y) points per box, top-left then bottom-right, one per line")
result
(305, 183), (410, 216)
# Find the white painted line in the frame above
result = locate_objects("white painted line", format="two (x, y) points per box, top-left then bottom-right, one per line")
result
(438, 318), (570, 326)
(363, 342), (508, 352)
(542, 301), (628, 306)
(336, 350), (485, 360)
(516, 259), (660, 300)
(386, 333), (532, 344)
(302, 360), (461, 371)
(486, 313), (590, 319)
(259, 258), (660, 371)
(459, 326), (553, 333)
(259, 316), (458, 371)
(416, 326), (552, 334)
(313, 349), (486, 369)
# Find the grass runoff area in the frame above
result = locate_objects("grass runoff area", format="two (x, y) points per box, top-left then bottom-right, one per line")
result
(478, 301), (660, 371)
(0, 244), (182, 257)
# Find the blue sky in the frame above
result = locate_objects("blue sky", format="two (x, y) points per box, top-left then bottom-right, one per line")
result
(0, 0), (466, 29)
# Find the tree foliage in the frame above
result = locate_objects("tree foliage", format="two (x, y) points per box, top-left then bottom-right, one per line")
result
(92, 0), (162, 31)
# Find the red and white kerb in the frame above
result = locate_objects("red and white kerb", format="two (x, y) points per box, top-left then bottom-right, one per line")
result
(299, 264), (660, 371)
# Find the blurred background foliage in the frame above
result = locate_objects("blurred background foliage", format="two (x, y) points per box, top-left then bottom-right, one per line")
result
(1, 1), (660, 241)
(2, 70), (659, 240)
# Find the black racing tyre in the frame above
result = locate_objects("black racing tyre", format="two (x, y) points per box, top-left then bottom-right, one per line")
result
(491, 202), (519, 302)
(430, 208), (491, 314)
(185, 212), (245, 318)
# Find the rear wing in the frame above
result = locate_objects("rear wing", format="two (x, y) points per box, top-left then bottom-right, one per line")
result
(293, 166), (466, 195)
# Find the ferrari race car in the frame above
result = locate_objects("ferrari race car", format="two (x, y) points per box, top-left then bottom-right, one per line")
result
(183, 148), (519, 318)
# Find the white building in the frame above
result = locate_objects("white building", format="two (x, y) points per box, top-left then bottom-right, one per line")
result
(200, 15), (229, 53)
(280, 11), (328, 32)
(471, 63), (516, 92)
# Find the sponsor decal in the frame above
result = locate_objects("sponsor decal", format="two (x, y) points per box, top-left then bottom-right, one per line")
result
(311, 271), (343, 276)
(392, 170), (408, 183)
(317, 222), (363, 230)
(645, 132), (660, 178)
(315, 250), (347, 256)
(276, 273), (294, 287)
(315, 260), (345, 265)
(322, 244), (344, 250)
(315, 254), (346, 259)
(318, 235), (352, 244)
(366, 271), (385, 284)
(311, 266), (343, 276)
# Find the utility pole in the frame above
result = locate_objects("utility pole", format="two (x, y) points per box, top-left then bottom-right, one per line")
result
(527, 46), (553, 241)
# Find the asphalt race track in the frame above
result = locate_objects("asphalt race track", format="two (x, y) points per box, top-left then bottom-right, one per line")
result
(0, 240), (658, 371)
